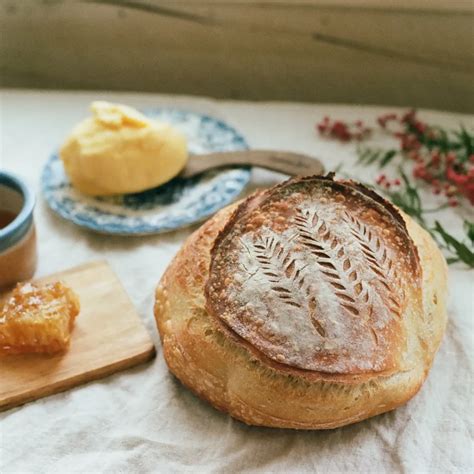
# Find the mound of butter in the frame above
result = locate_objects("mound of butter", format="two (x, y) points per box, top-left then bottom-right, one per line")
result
(60, 101), (188, 196)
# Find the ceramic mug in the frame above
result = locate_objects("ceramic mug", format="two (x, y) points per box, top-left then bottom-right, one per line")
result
(0, 171), (37, 289)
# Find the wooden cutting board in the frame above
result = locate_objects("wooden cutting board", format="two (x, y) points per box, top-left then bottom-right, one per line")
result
(0, 260), (156, 411)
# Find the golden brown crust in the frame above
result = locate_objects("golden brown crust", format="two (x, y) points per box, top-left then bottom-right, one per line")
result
(154, 177), (448, 429)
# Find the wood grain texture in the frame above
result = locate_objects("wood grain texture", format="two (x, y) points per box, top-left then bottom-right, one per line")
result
(0, 260), (155, 412)
(1, 0), (473, 112)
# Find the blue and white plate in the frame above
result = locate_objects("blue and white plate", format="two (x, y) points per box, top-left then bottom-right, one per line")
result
(41, 109), (250, 235)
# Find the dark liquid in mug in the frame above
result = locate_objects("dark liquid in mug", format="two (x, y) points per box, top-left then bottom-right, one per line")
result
(0, 210), (17, 229)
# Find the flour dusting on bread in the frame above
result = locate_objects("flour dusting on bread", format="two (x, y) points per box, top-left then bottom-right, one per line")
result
(206, 176), (421, 374)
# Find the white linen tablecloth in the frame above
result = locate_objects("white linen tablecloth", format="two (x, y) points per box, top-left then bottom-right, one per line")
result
(0, 90), (473, 474)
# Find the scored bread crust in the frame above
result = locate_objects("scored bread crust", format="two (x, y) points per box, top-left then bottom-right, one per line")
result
(154, 176), (448, 429)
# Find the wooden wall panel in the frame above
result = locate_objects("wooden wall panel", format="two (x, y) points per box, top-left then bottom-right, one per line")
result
(1, 0), (473, 112)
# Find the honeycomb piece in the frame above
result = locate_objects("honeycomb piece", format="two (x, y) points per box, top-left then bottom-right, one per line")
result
(0, 281), (80, 355)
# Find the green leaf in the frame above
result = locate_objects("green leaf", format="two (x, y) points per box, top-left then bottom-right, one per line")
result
(379, 150), (397, 168)
(455, 126), (474, 158)
(395, 168), (424, 222)
(356, 147), (385, 166)
(356, 147), (372, 164)
(432, 221), (474, 268)
(437, 128), (450, 153)
(464, 220), (474, 245)
(367, 150), (381, 164)
(446, 257), (460, 265)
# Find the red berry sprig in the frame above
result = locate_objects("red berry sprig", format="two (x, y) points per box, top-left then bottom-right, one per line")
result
(375, 174), (401, 190)
(316, 116), (371, 142)
(316, 110), (474, 206)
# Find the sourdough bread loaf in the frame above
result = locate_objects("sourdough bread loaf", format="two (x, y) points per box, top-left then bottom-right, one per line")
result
(154, 175), (448, 429)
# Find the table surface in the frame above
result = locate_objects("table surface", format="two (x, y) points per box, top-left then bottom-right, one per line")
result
(0, 90), (473, 474)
